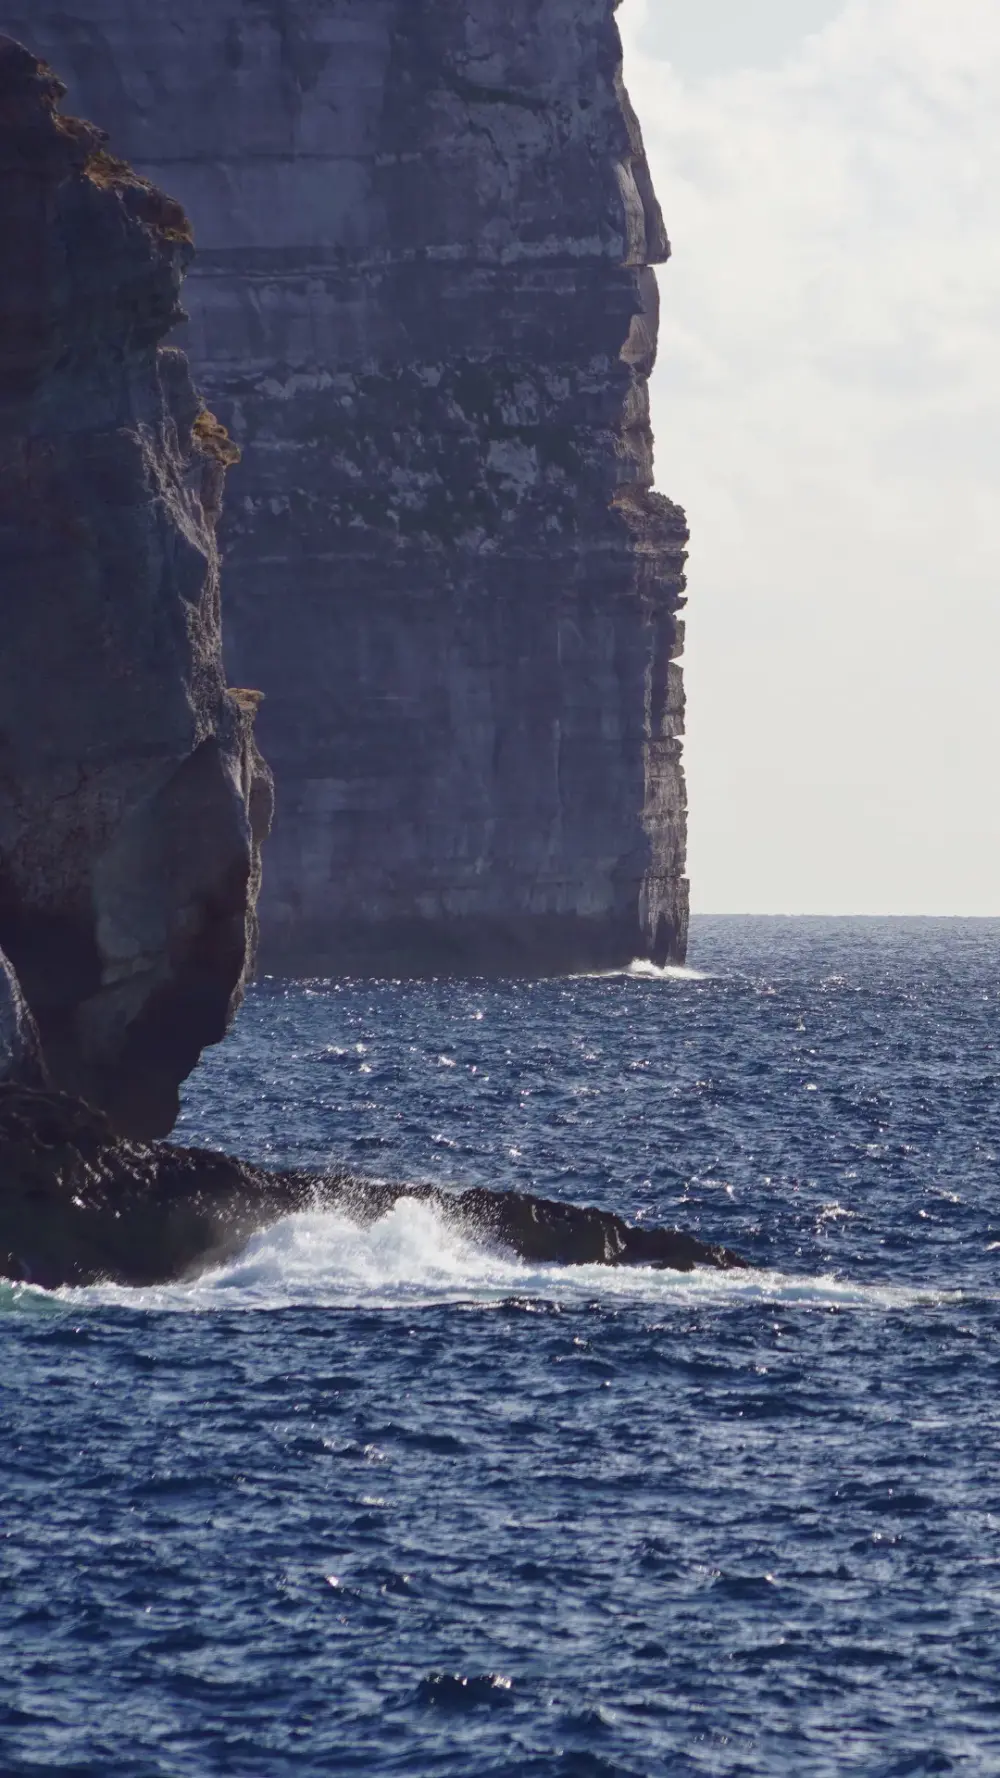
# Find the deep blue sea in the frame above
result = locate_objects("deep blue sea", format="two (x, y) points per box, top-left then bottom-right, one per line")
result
(2, 917), (999, 1777)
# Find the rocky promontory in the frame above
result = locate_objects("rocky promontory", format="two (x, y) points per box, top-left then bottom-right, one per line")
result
(0, 38), (272, 1139)
(0, 1085), (748, 1289)
(6, 0), (691, 976)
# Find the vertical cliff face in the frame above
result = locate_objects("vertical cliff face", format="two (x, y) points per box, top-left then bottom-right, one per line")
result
(7, 0), (689, 974)
(0, 39), (272, 1137)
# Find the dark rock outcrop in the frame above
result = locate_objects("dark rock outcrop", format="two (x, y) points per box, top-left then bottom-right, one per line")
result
(0, 39), (272, 1138)
(0, 1085), (748, 1289)
(4, 1), (690, 977)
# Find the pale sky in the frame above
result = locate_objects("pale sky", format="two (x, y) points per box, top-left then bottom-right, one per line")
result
(621, 0), (1000, 914)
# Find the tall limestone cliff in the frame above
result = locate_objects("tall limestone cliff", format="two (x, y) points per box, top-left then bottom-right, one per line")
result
(7, 1), (690, 974)
(0, 38), (272, 1138)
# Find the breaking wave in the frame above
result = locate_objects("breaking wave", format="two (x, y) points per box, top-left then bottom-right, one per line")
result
(569, 959), (712, 983)
(2, 1199), (959, 1315)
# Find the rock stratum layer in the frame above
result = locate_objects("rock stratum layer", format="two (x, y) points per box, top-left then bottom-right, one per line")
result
(0, 39), (272, 1138)
(0, 1086), (747, 1289)
(7, 0), (690, 976)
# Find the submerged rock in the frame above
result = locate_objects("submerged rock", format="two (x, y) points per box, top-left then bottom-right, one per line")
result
(0, 39), (272, 1139)
(0, 1085), (748, 1289)
(7, 1), (690, 977)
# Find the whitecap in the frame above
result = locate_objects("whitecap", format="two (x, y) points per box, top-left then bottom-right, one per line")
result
(568, 959), (711, 983)
(624, 959), (711, 982)
(42, 1200), (964, 1317)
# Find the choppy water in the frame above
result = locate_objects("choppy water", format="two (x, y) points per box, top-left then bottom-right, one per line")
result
(3, 917), (1000, 1776)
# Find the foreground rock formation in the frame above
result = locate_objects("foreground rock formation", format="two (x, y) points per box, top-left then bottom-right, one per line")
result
(0, 1085), (747, 1289)
(0, 38), (730, 1296)
(0, 39), (272, 1138)
(6, 1), (691, 976)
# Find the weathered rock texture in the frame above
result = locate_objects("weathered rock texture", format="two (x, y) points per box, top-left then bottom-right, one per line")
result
(0, 39), (272, 1138)
(0, 948), (47, 1088)
(0, 1085), (747, 1289)
(7, 1), (690, 975)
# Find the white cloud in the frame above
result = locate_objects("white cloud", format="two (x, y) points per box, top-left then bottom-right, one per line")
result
(623, 0), (1000, 912)
(636, 0), (843, 78)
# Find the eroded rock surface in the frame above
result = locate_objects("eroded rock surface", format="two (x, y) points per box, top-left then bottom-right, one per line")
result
(0, 1086), (748, 1289)
(6, 1), (690, 975)
(0, 949), (46, 1088)
(0, 39), (272, 1137)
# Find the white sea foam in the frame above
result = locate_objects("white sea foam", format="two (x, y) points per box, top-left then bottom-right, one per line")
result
(569, 959), (712, 983)
(625, 959), (711, 982)
(32, 1199), (959, 1316)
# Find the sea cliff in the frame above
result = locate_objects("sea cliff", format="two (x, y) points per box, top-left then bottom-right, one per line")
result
(4, 0), (690, 975)
(0, 38), (272, 1138)
(0, 35), (739, 1288)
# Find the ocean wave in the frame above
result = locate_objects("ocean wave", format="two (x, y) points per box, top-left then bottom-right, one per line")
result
(569, 959), (712, 983)
(4, 1199), (960, 1316)
(625, 959), (711, 982)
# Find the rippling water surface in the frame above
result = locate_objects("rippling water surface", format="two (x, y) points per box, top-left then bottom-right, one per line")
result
(3, 918), (1000, 1776)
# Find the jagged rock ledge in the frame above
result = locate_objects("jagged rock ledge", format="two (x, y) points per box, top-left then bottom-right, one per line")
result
(0, 1086), (748, 1290)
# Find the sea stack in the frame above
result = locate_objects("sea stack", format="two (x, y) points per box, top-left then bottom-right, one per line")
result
(1, 1), (689, 977)
(0, 38), (272, 1138)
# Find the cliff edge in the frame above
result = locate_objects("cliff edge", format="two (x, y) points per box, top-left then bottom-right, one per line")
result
(0, 38), (272, 1137)
(4, 0), (690, 976)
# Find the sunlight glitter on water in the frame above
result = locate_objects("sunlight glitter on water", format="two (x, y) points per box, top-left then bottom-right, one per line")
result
(6, 925), (1000, 1778)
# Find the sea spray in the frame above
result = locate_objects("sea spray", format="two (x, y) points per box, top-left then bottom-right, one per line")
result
(44, 1198), (957, 1316)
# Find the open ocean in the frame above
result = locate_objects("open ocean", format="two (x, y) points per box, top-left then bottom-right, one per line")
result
(2, 916), (999, 1777)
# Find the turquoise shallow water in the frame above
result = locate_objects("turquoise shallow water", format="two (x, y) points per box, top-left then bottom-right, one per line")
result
(2, 917), (999, 1775)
